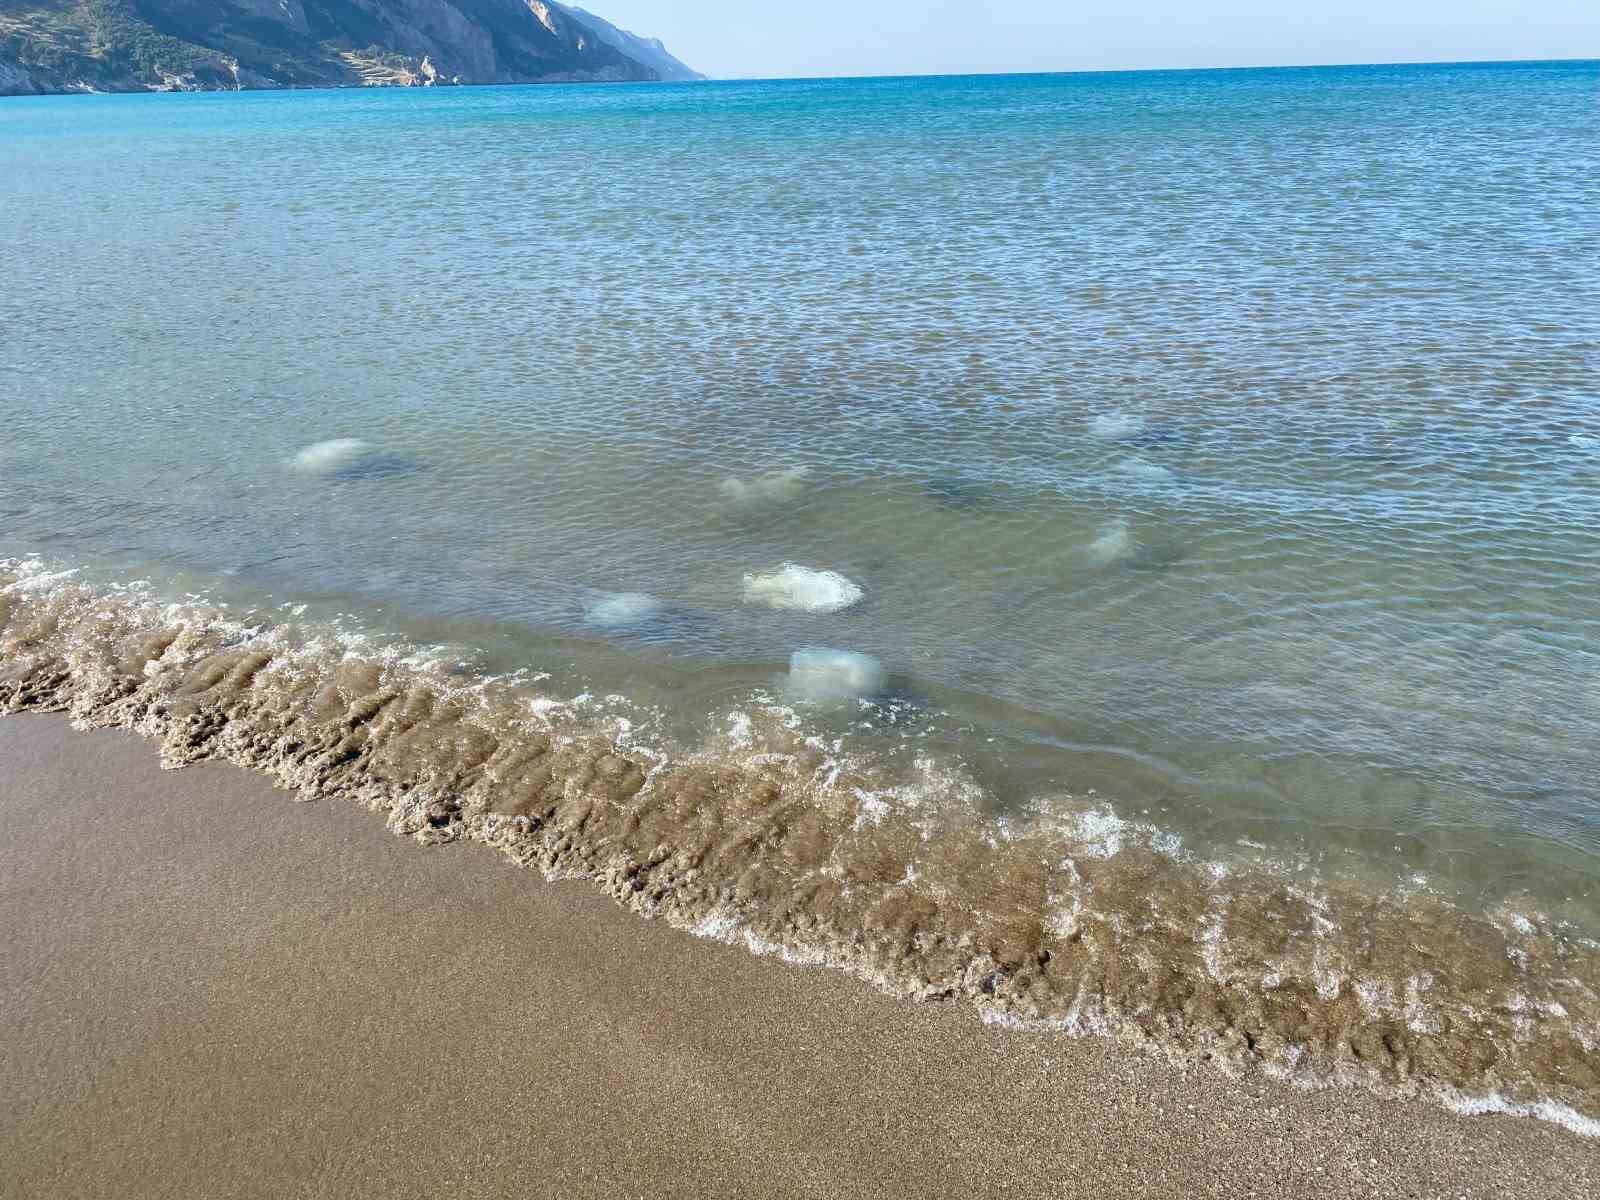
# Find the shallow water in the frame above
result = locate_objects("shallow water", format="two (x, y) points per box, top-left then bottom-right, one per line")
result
(3, 62), (1600, 1120)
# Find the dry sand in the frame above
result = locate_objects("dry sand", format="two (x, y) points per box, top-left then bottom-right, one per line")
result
(0, 713), (1594, 1199)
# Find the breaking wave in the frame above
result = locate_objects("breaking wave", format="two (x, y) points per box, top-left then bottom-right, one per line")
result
(1, 557), (1595, 1134)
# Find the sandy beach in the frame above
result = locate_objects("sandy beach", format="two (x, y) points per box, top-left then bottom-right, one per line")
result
(0, 714), (1592, 1199)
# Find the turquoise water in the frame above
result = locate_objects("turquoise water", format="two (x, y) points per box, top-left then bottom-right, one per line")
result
(3, 61), (1600, 912)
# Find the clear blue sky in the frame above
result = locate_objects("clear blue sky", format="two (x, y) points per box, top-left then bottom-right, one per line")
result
(589, 1), (1600, 80)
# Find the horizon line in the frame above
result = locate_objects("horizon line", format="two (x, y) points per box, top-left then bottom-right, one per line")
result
(7, 54), (1592, 100)
(691, 54), (1597, 84)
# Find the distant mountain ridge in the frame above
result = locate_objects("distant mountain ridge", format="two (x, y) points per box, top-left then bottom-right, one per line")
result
(551, 4), (702, 82)
(0, 0), (702, 94)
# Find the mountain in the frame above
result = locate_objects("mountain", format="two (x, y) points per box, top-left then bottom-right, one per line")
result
(0, 1), (702, 94)
(550, 3), (702, 82)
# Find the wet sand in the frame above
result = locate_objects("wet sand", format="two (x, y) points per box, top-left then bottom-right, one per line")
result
(0, 714), (1594, 1200)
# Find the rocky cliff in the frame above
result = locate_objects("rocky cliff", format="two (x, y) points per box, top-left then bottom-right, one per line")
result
(0, 0), (701, 94)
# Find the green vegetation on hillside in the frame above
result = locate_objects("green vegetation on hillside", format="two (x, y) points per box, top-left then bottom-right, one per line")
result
(0, 0), (221, 85)
(0, 3), (85, 73)
(80, 0), (213, 74)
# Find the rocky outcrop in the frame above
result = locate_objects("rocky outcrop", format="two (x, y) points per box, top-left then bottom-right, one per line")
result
(0, 52), (36, 92)
(0, 0), (701, 95)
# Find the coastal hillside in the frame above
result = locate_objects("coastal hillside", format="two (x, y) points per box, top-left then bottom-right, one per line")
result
(551, 4), (703, 82)
(0, 0), (700, 94)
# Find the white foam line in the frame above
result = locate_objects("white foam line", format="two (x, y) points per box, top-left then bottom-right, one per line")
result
(684, 908), (830, 967)
(1438, 1089), (1600, 1139)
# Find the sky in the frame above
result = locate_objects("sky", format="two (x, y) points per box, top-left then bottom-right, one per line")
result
(586, 1), (1600, 80)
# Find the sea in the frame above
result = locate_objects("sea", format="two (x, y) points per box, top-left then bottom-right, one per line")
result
(2, 60), (1598, 1128)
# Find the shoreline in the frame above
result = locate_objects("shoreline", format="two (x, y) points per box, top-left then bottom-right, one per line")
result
(2, 711), (1596, 1198)
(3, 564), (1598, 1128)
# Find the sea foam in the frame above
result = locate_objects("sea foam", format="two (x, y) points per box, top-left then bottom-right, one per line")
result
(742, 565), (863, 613)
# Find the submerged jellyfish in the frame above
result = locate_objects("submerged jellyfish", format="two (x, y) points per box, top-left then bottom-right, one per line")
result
(718, 466), (812, 506)
(288, 439), (422, 481)
(582, 591), (665, 629)
(787, 647), (886, 702)
(742, 565), (863, 613)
